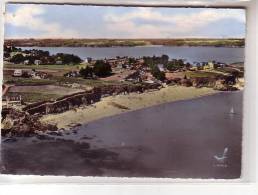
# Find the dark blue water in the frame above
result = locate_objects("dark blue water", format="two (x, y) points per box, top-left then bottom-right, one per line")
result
(1, 91), (242, 178)
(20, 46), (244, 64)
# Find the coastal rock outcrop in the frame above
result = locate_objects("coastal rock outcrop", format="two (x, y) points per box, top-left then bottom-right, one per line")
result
(190, 76), (238, 91)
(180, 79), (193, 87)
(191, 77), (216, 88)
(1, 108), (57, 137)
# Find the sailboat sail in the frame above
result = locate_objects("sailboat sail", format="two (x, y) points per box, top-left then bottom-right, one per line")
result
(230, 107), (235, 114)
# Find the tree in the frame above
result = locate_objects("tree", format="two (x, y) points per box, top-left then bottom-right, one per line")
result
(79, 66), (93, 78)
(10, 54), (25, 64)
(4, 52), (10, 58)
(161, 54), (169, 65)
(231, 70), (243, 81)
(185, 62), (192, 69)
(128, 57), (136, 64)
(93, 60), (112, 77)
(166, 59), (185, 71)
(151, 65), (166, 81)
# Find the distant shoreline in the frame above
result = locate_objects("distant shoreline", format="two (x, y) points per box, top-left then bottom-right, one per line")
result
(4, 38), (245, 48)
(17, 45), (245, 49)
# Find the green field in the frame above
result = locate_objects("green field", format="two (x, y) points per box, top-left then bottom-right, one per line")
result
(4, 74), (127, 87)
(185, 71), (223, 78)
(4, 72), (129, 103)
(4, 64), (80, 70)
(7, 92), (61, 103)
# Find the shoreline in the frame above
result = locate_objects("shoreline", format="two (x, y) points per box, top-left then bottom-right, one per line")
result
(16, 45), (244, 48)
(40, 86), (218, 129)
(5, 38), (245, 48)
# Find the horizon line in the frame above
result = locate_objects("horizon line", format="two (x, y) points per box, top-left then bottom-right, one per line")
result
(4, 37), (246, 40)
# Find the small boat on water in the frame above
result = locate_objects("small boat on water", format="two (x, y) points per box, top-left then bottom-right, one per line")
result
(229, 107), (235, 114)
(214, 147), (228, 164)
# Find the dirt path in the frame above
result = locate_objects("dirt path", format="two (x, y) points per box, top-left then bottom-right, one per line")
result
(2, 84), (14, 97)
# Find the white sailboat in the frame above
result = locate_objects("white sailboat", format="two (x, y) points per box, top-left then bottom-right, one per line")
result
(214, 147), (228, 164)
(229, 107), (235, 114)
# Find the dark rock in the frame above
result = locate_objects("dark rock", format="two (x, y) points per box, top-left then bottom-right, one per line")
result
(36, 134), (55, 140)
(1, 108), (58, 137)
(80, 136), (93, 140)
(180, 79), (193, 87)
(47, 131), (63, 136)
(3, 137), (17, 143)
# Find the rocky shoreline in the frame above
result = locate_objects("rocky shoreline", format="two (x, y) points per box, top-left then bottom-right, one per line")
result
(1, 108), (58, 137)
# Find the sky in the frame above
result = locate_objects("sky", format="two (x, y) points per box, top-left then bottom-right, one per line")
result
(4, 4), (246, 39)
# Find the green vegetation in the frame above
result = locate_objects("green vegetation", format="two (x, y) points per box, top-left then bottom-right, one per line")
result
(5, 45), (82, 65)
(4, 64), (80, 70)
(49, 76), (128, 87)
(128, 57), (137, 64)
(79, 66), (93, 78)
(78, 60), (113, 78)
(143, 55), (169, 66)
(166, 59), (185, 71)
(185, 71), (223, 78)
(54, 53), (82, 64)
(4, 76), (56, 86)
(150, 66), (166, 81)
(9, 53), (25, 64)
(7, 92), (61, 103)
(217, 67), (244, 78)
(92, 60), (112, 77)
(5, 38), (245, 48)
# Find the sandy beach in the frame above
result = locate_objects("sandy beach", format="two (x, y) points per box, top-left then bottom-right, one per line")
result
(40, 86), (218, 129)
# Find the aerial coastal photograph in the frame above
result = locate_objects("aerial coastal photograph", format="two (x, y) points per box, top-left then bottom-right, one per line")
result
(1, 4), (245, 178)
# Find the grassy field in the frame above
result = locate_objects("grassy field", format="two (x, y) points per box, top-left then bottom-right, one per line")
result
(3, 63), (81, 77)
(4, 64), (80, 71)
(4, 76), (129, 103)
(185, 71), (223, 78)
(7, 92), (61, 103)
(4, 76), (56, 86)
(4, 74), (127, 87)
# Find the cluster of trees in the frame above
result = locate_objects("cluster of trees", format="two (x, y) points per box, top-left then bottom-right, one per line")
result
(54, 53), (82, 65)
(4, 45), (21, 53)
(5, 46), (82, 65)
(166, 59), (191, 71)
(4, 45), (21, 59)
(143, 55), (169, 66)
(150, 65), (166, 81)
(143, 55), (190, 81)
(10, 49), (53, 64)
(142, 55), (169, 81)
(9, 54), (26, 64)
(79, 60), (112, 78)
(128, 57), (137, 64)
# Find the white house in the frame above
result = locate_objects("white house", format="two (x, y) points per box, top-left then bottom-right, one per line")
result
(56, 60), (63, 65)
(34, 60), (42, 65)
(203, 62), (214, 70)
(157, 64), (165, 72)
(13, 69), (23, 77)
(24, 60), (30, 65)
